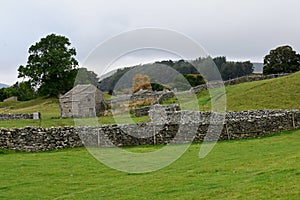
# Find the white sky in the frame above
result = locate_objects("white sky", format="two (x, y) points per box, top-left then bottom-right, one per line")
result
(1, 0), (300, 85)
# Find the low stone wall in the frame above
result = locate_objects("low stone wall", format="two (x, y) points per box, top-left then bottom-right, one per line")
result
(1, 109), (299, 152)
(192, 73), (291, 93)
(0, 114), (34, 121)
(108, 91), (174, 104)
(134, 104), (180, 117)
(134, 106), (151, 117)
(224, 73), (290, 86)
(0, 127), (82, 152)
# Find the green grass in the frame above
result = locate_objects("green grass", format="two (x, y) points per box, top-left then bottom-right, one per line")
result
(0, 97), (73, 128)
(161, 90), (212, 111)
(225, 72), (300, 111)
(103, 93), (114, 100)
(0, 115), (149, 129)
(1, 129), (300, 199)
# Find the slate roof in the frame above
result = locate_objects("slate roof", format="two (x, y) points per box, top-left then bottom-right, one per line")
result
(60, 84), (98, 103)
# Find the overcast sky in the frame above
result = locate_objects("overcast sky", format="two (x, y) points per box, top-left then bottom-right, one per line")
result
(1, 0), (300, 85)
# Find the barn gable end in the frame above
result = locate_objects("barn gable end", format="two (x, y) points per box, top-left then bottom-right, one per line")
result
(59, 84), (107, 118)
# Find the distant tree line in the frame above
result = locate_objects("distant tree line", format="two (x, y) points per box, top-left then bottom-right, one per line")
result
(213, 57), (254, 80)
(98, 57), (254, 93)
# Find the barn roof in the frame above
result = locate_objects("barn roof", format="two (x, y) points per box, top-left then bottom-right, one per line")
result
(60, 84), (101, 102)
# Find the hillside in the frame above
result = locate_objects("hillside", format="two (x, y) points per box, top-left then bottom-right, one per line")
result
(225, 71), (300, 111)
(166, 71), (300, 111)
(0, 72), (299, 127)
(98, 58), (254, 92)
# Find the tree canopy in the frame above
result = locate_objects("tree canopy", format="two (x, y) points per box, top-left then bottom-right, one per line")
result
(18, 34), (78, 96)
(263, 45), (300, 75)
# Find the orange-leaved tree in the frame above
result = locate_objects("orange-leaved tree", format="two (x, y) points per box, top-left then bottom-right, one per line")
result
(132, 74), (151, 93)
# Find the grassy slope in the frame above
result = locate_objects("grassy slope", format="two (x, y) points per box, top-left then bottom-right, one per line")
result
(225, 71), (300, 111)
(0, 129), (300, 199)
(166, 71), (300, 111)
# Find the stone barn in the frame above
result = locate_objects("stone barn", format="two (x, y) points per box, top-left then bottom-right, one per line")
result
(59, 84), (107, 118)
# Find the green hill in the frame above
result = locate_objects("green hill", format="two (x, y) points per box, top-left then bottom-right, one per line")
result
(187, 71), (300, 111)
(98, 58), (254, 92)
(226, 72), (300, 111)
(223, 71), (299, 111)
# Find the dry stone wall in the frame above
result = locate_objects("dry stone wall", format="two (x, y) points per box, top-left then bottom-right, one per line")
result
(0, 127), (82, 152)
(108, 91), (174, 104)
(1, 109), (300, 152)
(0, 114), (34, 121)
(135, 104), (180, 117)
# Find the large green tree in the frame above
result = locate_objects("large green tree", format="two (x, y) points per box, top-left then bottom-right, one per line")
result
(18, 34), (78, 96)
(263, 45), (300, 75)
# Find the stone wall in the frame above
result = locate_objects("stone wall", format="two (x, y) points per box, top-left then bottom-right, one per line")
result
(1, 109), (300, 152)
(0, 127), (82, 152)
(134, 106), (151, 117)
(134, 104), (180, 117)
(0, 114), (34, 121)
(108, 91), (174, 104)
(192, 73), (291, 94)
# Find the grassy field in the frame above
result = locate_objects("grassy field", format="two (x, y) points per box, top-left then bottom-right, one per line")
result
(0, 129), (300, 199)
